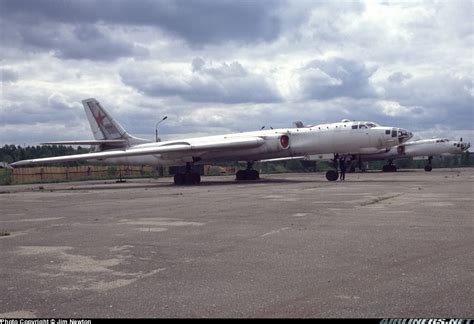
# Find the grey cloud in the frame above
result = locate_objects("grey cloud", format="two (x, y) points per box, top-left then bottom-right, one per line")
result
(0, 100), (81, 125)
(192, 58), (206, 72)
(388, 72), (412, 83)
(54, 25), (146, 61)
(3, 22), (142, 61)
(0, 68), (19, 83)
(382, 74), (473, 130)
(2, 0), (284, 46)
(120, 59), (282, 104)
(299, 58), (378, 100)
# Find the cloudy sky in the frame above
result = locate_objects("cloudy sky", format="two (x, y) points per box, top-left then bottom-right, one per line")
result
(1, 0), (472, 146)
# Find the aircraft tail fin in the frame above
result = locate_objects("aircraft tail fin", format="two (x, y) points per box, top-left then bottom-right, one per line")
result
(82, 98), (151, 149)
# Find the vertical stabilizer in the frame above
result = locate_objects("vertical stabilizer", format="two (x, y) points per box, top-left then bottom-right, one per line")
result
(82, 98), (128, 140)
(82, 98), (151, 150)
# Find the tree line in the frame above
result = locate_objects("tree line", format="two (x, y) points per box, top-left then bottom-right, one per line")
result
(0, 145), (90, 166)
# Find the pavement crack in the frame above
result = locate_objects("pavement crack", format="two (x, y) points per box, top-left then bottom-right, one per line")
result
(360, 193), (403, 206)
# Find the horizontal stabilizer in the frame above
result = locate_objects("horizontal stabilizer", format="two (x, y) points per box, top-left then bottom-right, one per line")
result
(41, 140), (127, 146)
(0, 162), (13, 169)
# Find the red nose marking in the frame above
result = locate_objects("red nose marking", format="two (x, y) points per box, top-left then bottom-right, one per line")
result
(280, 135), (290, 149)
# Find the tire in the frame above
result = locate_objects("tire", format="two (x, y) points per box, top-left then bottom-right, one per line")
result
(325, 170), (338, 181)
(174, 173), (185, 185)
(192, 173), (201, 184)
(184, 172), (201, 185)
(247, 170), (259, 180)
(424, 165), (432, 172)
(236, 170), (246, 181)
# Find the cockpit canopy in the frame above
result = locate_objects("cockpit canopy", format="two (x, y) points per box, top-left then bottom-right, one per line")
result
(351, 121), (380, 129)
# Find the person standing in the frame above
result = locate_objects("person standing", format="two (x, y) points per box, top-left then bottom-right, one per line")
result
(339, 157), (347, 181)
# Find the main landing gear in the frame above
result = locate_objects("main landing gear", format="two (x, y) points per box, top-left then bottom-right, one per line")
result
(382, 160), (397, 172)
(236, 162), (260, 181)
(325, 154), (339, 181)
(424, 156), (433, 172)
(173, 162), (201, 185)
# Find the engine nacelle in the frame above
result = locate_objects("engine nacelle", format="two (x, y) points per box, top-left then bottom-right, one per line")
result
(261, 134), (291, 154)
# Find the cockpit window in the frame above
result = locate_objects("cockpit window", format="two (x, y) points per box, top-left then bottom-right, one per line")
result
(351, 125), (357, 129)
(365, 122), (377, 128)
(359, 124), (368, 129)
(391, 129), (397, 137)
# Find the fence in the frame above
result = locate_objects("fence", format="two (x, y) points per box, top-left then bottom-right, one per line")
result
(11, 165), (156, 184)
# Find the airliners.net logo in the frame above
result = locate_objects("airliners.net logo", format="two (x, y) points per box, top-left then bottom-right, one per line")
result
(380, 319), (472, 324)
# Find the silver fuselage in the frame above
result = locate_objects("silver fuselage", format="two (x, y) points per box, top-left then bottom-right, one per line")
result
(95, 121), (412, 166)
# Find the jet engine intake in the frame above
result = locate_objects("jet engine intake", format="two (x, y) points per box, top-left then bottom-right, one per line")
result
(397, 145), (405, 155)
(280, 135), (290, 149)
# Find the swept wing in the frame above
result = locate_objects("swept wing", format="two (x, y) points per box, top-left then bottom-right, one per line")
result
(41, 140), (127, 146)
(11, 136), (265, 167)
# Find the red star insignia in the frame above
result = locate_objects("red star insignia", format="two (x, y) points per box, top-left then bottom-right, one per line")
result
(95, 112), (105, 126)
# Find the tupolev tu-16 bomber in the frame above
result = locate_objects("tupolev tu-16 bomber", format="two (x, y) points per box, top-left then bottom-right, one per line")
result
(11, 98), (414, 184)
(353, 137), (471, 172)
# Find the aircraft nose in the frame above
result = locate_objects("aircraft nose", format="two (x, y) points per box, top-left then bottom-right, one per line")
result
(398, 128), (413, 144)
(462, 142), (470, 151)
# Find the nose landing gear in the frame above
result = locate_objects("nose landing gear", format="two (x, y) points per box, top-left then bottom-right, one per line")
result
(382, 160), (397, 172)
(236, 161), (260, 181)
(424, 156), (433, 172)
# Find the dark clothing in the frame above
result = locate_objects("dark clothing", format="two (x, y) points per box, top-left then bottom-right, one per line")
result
(339, 158), (347, 181)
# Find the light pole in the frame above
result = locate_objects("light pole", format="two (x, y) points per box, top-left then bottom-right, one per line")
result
(155, 116), (168, 142)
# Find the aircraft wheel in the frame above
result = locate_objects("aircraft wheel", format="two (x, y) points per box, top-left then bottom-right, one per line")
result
(247, 170), (259, 180)
(382, 165), (397, 172)
(236, 170), (246, 181)
(174, 173), (185, 185)
(325, 170), (338, 181)
(424, 165), (432, 172)
(182, 172), (200, 185)
(194, 173), (201, 184)
(236, 170), (260, 181)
